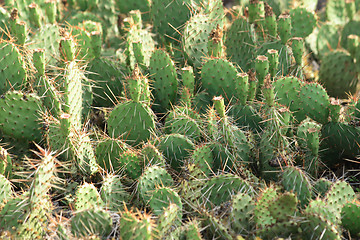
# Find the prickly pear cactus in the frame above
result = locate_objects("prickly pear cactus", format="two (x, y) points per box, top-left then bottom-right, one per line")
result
(319, 49), (358, 99)
(100, 174), (130, 211)
(157, 133), (195, 172)
(341, 201), (360, 237)
(0, 42), (27, 94)
(95, 137), (128, 173)
(107, 101), (156, 146)
(225, 16), (255, 71)
(230, 192), (255, 234)
(201, 58), (239, 103)
(149, 49), (178, 113)
(150, 0), (198, 43)
(71, 208), (112, 238)
(119, 208), (154, 240)
(290, 7), (316, 38)
(138, 165), (174, 203)
(281, 166), (311, 207)
(183, 13), (223, 69)
(0, 91), (43, 142)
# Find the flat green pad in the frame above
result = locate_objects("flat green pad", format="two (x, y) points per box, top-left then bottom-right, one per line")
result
(316, 23), (340, 59)
(71, 208), (112, 238)
(341, 202), (360, 237)
(107, 101), (155, 146)
(95, 138), (128, 172)
(290, 7), (316, 38)
(0, 91), (43, 142)
(138, 166), (174, 203)
(201, 58), (239, 103)
(298, 82), (330, 124)
(225, 16), (255, 72)
(183, 14), (218, 68)
(149, 49), (178, 113)
(201, 174), (253, 208)
(0, 42), (27, 94)
(157, 133), (195, 172)
(319, 50), (358, 99)
(148, 187), (182, 217)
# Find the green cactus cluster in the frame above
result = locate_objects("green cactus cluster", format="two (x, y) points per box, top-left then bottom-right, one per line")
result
(0, 0), (360, 239)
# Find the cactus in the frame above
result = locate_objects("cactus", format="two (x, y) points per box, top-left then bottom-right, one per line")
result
(207, 24), (224, 58)
(156, 203), (181, 238)
(290, 7), (316, 38)
(0, 147), (57, 239)
(319, 49), (358, 99)
(324, 181), (356, 224)
(189, 144), (214, 176)
(266, 49), (279, 78)
(74, 182), (104, 211)
(297, 119), (321, 177)
(100, 174), (130, 212)
(164, 110), (203, 142)
(0, 41), (27, 94)
(148, 187), (182, 217)
(298, 82), (330, 124)
(0, 146), (12, 178)
(86, 51), (128, 107)
(291, 37), (304, 67)
(312, 178), (332, 199)
(316, 23), (340, 59)
(321, 122), (360, 159)
(254, 186), (278, 228)
(264, 2), (277, 38)
(116, 0), (150, 17)
(268, 192), (298, 222)
(341, 20), (360, 50)
(225, 16), (255, 71)
(150, 0), (198, 44)
(341, 201), (360, 237)
(0, 91), (43, 142)
(183, 13), (224, 69)
(138, 165), (174, 203)
(301, 211), (341, 240)
(107, 99), (156, 146)
(258, 102), (293, 181)
(149, 49), (178, 113)
(201, 58), (240, 103)
(118, 149), (144, 180)
(141, 143), (166, 167)
(33, 48), (62, 118)
(281, 166), (312, 208)
(71, 208), (112, 238)
(157, 133), (195, 172)
(277, 13), (291, 45)
(230, 192), (255, 234)
(0, 173), (13, 204)
(248, 0), (265, 24)
(326, 0), (347, 25)
(0, 1), (359, 239)
(201, 173), (254, 208)
(256, 40), (291, 76)
(255, 55), (269, 91)
(119, 207), (154, 240)
(125, 15), (155, 70)
(95, 137), (128, 173)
